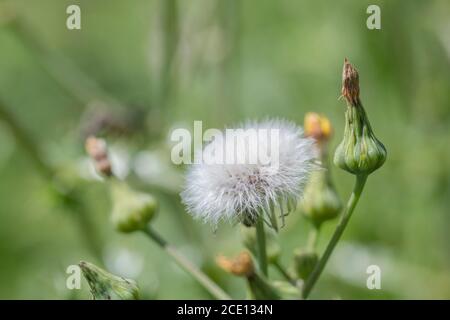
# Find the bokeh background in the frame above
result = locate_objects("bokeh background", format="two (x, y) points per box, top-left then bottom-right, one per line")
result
(0, 0), (449, 299)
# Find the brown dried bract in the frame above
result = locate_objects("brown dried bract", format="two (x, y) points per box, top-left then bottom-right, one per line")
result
(342, 58), (360, 106)
(216, 251), (254, 277)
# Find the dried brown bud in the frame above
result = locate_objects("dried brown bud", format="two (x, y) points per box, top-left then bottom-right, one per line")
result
(85, 136), (112, 176)
(95, 158), (112, 177)
(216, 251), (254, 277)
(342, 58), (360, 106)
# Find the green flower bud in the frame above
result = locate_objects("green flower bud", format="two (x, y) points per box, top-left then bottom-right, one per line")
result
(334, 59), (386, 175)
(301, 169), (342, 227)
(79, 261), (139, 300)
(110, 180), (158, 233)
(240, 225), (280, 264)
(293, 249), (318, 280)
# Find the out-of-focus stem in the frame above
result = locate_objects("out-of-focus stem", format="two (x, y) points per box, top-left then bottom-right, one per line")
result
(143, 225), (231, 300)
(158, 0), (178, 109)
(0, 100), (53, 180)
(307, 227), (319, 252)
(302, 174), (367, 299)
(255, 217), (268, 277)
(273, 260), (296, 286)
(0, 99), (103, 260)
(7, 15), (122, 108)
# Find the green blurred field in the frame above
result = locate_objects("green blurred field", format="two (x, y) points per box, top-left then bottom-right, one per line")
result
(0, 0), (449, 299)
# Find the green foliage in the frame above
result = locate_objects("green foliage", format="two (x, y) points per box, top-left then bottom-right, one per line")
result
(0, 0), (449, 299)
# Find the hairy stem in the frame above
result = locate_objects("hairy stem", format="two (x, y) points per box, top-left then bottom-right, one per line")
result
(302, 174), (367, 299)
(255, 217), (268, 277)
(143, 225), (231, 300)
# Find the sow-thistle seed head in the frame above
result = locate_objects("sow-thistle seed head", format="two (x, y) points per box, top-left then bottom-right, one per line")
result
(79, 261), (139, 300)
(181, 119), (317, 228)
(334, 59), (387, 175)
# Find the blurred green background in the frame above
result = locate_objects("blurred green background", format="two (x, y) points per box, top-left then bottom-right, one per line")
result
(0, 0), (449, 299)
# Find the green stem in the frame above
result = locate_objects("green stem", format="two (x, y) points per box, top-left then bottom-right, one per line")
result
(158, 0), (178, 110)
(0, 101), (53, 180)
(8, 17), (122, 108)
(143, 226), (231, 300)
(273, 260), (296, 286)
(255, 217), (268, 277)
(307, 227), (319, 252)
(302, 174), (367, 299)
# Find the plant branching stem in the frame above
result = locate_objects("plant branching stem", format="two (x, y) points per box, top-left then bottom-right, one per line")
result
(255, 217), (268, 277)
(143, 225), (231, 300)
(302, 174), (367, 299)
(273, 260), (296, 286)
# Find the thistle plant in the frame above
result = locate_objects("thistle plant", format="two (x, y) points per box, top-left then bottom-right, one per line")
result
(78, 60), (385, 300)
(181, 119), (317, 278)
(85, 136), (231, 300)
(301, 59), (387, 298)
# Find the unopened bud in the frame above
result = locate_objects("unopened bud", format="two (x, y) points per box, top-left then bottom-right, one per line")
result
(304, 112), (332, 143)
(293, 249), (318, 280)
(334, 59), (387, 175)
(110, 180), (158, 233)
(301, 169), (342, 227)
(79, 261), (139, 300)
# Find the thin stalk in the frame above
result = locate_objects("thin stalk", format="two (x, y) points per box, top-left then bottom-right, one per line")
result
(0, 101), (53, 180)
(143, 225), (231, 300)
(302, 174), (367, 299)
(158, 0), (178, 110)
(255, 217), (268, 277)
(273, 260), (296, 286)
(307, 227), (319, 252)
(8, 17), (122, 109)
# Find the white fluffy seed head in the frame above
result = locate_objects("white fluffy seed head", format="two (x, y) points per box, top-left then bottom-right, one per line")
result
(181, 119), (318, 227)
